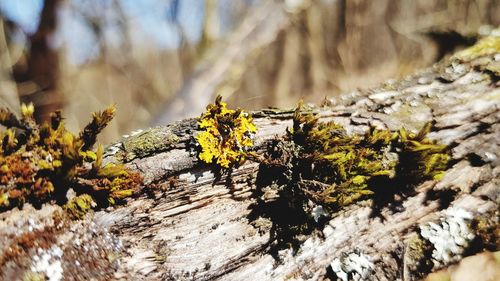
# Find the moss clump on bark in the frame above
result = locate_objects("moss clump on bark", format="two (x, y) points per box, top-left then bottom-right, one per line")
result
(250, 103), (450, 253)
(118, 127), (180, 162)
(452, 35), (500, 76)
(454, 35), (500, 61)
(0, 104), (142, 219)
(272, 104), (449, 212)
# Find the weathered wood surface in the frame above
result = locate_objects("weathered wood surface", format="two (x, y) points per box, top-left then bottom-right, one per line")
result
(1, 52), (499, 280)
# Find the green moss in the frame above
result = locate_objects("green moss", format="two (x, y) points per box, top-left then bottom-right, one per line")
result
(451, 35), (500, 77)
(274, 105), (449, 211)
(404, 234), (434, 278)
(454, 36), (500, 61)
(64, 194), (94, 219)
(22, 271), (45, 281)
(471, 212), (500, 251)
(0, 104), (143, 219)
(251, 103), (450, 253)
(121, 127), (180, 161)
(397, 123), (450, 182)
(406, 235), (427, 261)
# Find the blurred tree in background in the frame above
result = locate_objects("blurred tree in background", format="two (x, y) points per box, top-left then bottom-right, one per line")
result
(0, 0), (499, 142)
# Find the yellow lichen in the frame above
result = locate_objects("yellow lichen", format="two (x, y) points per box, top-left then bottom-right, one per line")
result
(454, 35), (500, 61)
(196, 95), (257, 168)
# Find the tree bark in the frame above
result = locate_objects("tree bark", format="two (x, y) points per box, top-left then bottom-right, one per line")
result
(0, 44), (499, 281)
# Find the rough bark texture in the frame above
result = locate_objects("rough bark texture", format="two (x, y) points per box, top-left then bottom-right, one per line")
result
(0, 49), (499, 281)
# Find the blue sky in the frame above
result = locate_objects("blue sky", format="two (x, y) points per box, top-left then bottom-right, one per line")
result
(0, 0), (207, 64)
(0, 0), (44, 33)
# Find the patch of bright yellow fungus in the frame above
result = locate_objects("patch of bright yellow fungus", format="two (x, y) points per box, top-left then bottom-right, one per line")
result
(196, 95), (257, 168)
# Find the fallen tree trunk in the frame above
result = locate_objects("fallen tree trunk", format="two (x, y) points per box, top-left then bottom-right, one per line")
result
(1, 40), (499, 281)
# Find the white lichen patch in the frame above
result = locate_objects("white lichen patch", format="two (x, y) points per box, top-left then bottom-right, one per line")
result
(104, 142), (123, 157)
(368, 91), (400, 102)
(122, 129), (144, 139)
(329, 249), (374, 281)
(311, 204), (328, 223)
(104, 129), (149, 158)
(31, 245), (64, 281)
(27, 218), (44, 232)
(419, 208), (475, 266)
(178, 172), (197, 183)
